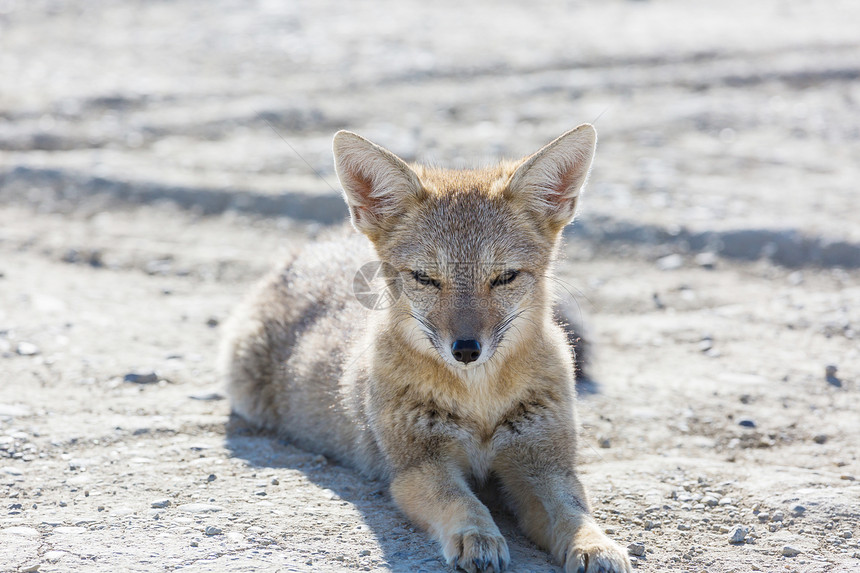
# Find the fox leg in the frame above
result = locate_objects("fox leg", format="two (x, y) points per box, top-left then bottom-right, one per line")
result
(494, 444), (631, 573)
(390, 463), (510, 573)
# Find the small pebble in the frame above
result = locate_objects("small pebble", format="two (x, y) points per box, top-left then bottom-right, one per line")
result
(123, 371), (159, 384)
(16, 342), (40, 356)
(813, 434), (828, 444)
(598, 437), (611, 449)
(657, 254), (683, 271)
(791, 505), (806, 517)
(678, 522), (691, 531)
(728, 525), (748, 544)
(151, 499), (171, 508)
(782, 546), (801, 557)
(271, 478), (279, 486)
(204, 525), (222, 536)
(738, 419), (756, 428)
(825, 365), (841, 387)
(694, 252), (717, 269)
(190, 541), (198, 547)
(44, 550), (65, 563)
(771, 511), (784, 522)
(359, 550), (371, 557)
(206, 317), (219, 328)
(627, 542), (646, 557)
(207, 474), (217, 482)
(189, 392), (225, 401)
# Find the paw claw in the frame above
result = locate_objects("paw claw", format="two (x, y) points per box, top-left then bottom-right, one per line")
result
(444, 528), (509, 572)
(564, 523), (632, 573)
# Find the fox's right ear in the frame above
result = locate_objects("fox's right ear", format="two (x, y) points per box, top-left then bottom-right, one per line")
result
(333, 131), (425, 241)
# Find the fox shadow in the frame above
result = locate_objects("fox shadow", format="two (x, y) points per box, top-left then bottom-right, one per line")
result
(225, 413), (561, 573)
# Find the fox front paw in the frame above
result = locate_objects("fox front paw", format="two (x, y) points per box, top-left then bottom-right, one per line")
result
(442, 527), (510, 573)
(563, 523), (631, 573)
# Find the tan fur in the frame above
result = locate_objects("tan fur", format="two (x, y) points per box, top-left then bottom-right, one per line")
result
(220, 125), (631, 573)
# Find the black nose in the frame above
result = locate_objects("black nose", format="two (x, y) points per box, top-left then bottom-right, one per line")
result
(452, 339), (481, 364)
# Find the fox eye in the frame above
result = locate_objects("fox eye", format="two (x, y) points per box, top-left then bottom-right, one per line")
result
(412, 270), (441, 289)
(491, 269), (519, 288)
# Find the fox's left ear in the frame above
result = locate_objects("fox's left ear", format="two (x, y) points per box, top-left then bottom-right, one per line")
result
(505, 124), (596, 232)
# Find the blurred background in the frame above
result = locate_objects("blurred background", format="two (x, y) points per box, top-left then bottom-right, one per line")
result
(2, 0), (859, 258)
(1, 1), (859, 572)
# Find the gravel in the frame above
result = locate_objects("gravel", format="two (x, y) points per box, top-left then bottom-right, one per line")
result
(657, 254), (683, 271)
(15, 342), (40, 356)
(628, 542), (646, 557)
(825, 364), (842, 387)
(189, 392), (225, 401)
(728, 525), (748, 544)
(694, 252), (718, 269)
(123, 371), (159, 384)
(782, 546), (801, 557)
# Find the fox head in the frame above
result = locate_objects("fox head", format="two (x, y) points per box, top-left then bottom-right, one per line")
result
(333, 126), (596, 374)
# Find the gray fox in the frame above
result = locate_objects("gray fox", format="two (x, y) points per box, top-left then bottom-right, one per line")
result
(221, 125), (631, 573)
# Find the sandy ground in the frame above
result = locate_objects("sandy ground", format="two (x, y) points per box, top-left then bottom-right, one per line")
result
(1, 1), (859, 572)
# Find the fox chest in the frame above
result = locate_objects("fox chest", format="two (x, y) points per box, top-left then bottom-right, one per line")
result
(461, 436), (496, 483)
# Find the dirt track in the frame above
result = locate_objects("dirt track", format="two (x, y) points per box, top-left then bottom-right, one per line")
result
(1, 1), (859, 572)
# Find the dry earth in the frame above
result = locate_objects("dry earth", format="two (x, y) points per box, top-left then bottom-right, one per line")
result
(1, 1), (859, 572)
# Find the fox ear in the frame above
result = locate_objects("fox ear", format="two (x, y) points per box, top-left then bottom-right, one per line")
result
(333, 131), (425, 240)
(505, 124), (596, 232)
